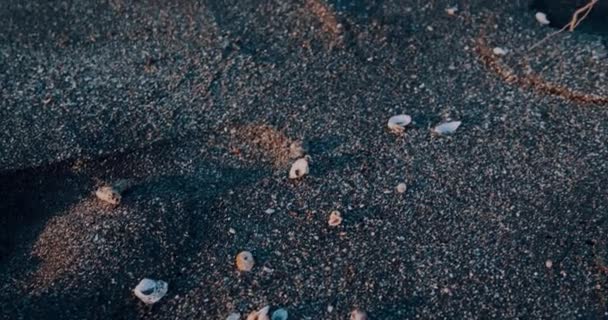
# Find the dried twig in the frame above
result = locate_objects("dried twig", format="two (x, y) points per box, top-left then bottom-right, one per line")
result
(529, 0), (598, 51)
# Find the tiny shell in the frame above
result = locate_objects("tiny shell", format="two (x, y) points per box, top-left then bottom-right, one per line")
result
(492, 47), (508, 56)
(328, 210), (343, 227)
(96, 186), (121, 205)
(271, 308), (288, 320)
(236, 251), (255, 272)
(446, 6), (458, 15)
(387, 114), (412, 133)
(397, 183), (407, 193)
(247, 306), (270, 320)
(432, 121), (462, 135)
(133, 278), (168, 305)
(535, 12), (550, 25)
(289, 157), (310, 179)
(350, 309), (368, 320)
(227, 313), (241, 320)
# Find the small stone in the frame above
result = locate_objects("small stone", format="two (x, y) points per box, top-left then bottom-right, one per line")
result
(271, 308), (288, 320)
(350, 309), (368, 320)
(432, 121), (462, 135)
(289, 140), (307, 159)
(535, 12), (550, 25)
(492, 47), (508, 56)
(95, 186), (122, 205)
(236, 251), (255, 272)
(396, 183), (407, 193)
(545, 259), (553, 269)
(328, 210), (343, 227)
(133, 278), (168, 305)
(229, 228), (236, 234)
(227, 313), (241, 320)
(327, 305), (334, 313)
(289, 157), (310, 179)
(265, 208), (276, 214)
(446, 5), (458, 15)
(247, 306), (270, 320)
(387, 114), (412, 133)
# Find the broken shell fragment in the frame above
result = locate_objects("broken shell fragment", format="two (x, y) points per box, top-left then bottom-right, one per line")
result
(95, 186), (121, 205)
(271, 308), (288, 320)
(328, 210), (343, 227)
(227, 313), (241, 320)
(350, 309), (368, 320)
(387, 114), (412, 133)
(133, 278), (168, 305)
(247, 306), (270, 320)
(535, 12), (550, 25)
(236, 251), (255, 272)
(432, 121), (462, 135)
(289, 157), (310, 179)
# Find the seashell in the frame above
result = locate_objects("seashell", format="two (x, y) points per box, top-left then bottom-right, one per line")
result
(492, 47), (508, 56)
(133, 278), (168, 305)
(535, 12), (550, 25)
(445, 6), (458, 15)
(350, 309), (368, 320)
(289, 140), (307, 159)
(247, 306), (270, 320)
(328, 210), (343, 227)
(227, 313), (241, 320)
(396, 183), (407, 193)
(289, 157), (310, 179)
(236, 251), (255, 272)
(432, 121), (462, 135)
(387, 114), (412, 133)
(271, 308), (288, 320)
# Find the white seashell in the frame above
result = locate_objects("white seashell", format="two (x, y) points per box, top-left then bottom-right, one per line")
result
(236, 251), (255, 272)
(247, 306), (270, 320)
(535, 12), (550, 25)
(350, 309), (368, 320)
(445, 6), (458, 15)
(289, 157), (310, 179)
(133, 278), (168, 305)
(328, 210), (343, 227)
(492, 47), (508, 56)
(387, 114), (412, 133)
(227, 313), (241, 320)
(271, 308), (288, 320)
(432, 121), (462, 135)
(396, 183), (407, 193)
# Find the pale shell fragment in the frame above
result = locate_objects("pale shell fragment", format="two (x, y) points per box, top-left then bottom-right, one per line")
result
(227, 313), (241, 320)
(432, 121), (462, 135)
(387, 114), (412, 133)
(133, 278), (168, 305)
(535, 12), (550, 25)
(492, 47), (508, 56)
(446, 5), (458, 15)
(271, 308), (288, 320)
(289, 157), (310, 179)
(247, 306), (270, 320)
(350, 309), (368, 320)
(328, 210), (343, 227)
(236, 251), (255, 272)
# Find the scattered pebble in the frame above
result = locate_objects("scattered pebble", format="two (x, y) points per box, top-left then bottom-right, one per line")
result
(229, 228), (236, 234)
(265, 208), (276, 214)
(95, 179), (134, 205)
(289, 140), (307, 159)
(227, 313), (241, 320)
(327, 305), (334, 313)
(387, 114), (412, 133)
(247, 306), (270, 320)
(397, 183), (407, 193)
(446, 5), (458, 15)
(545, 259), (553, 269)
(350, 309), (368, 320)
(535, 12), (550, 25)
(328, 210), (343, 227)
(289, 157), (310, 179)
(133, 278), (168, 305)
(432, 121), (462, 135)
(271, 308), (288, 320)
(236, 251), (255, 272)
(492, 47), (508, 56)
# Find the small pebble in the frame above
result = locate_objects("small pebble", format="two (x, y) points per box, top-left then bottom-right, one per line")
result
(328, 211), (343, 227)
(236, 251), (255, 272)
(432, 121), (462, 135)
(289, 140), (307, 159)
(535, 12), (550, 25)
(227, 313), (241, 320)
(446, 5), (458, 15)
(327, 305), (334, 313)
(493, 47), (508, 56)
(247, 306), (270, 320)
(397, 183), (407, 193)
(289, 157), (310, 179)
(271, 308), (288, 320)
(95, 186), (122, 205)
(350, 309), (368, 320)
(545, 259), (553, 269)
(265, 208), (276, 214)
(133, 278), (168, 305)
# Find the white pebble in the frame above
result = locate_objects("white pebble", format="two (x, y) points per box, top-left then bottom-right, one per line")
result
(289, 157), (310, 179)
(397, 183), (407, 193)
(493, 47), (508, 56)
(227, 313), (241, 320)
(545, 259), (553, 269)
(432, 121), (462, 135)
(535, 12), (550, 25)
(446, 5), (458, 15)
(133, 278), (168, 305)
(387, 114), (412, 133)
